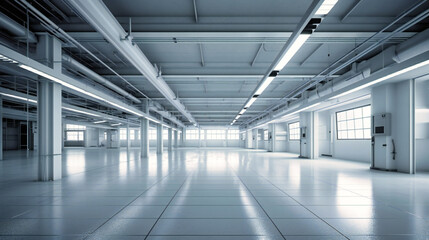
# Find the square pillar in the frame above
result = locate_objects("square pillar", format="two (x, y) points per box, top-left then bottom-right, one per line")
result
(252, 129), (258, 149)
(299, 111), (315, 159)
(174, 130), (178, 148)
(0, 96), (3, 160)
(38, 80), (62, 181)
(126, 124), (130, 150)
(168, 128), (173, 152)
(157, 118), (163, 154)
(140, 99), (149, 158)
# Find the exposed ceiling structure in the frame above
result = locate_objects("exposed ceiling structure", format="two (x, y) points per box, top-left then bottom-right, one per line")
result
(0, 0), (428, 128)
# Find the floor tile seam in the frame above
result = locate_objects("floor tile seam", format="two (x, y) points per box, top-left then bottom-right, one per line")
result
(143, 171), (194, 240)
(232, 175), (287, 240)
(81, 165), (184, 240)
(245, 168), (351, 240)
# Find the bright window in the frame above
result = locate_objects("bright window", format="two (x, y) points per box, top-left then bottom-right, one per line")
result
(336, 105), (371, 140)
(120, 128), (127, 140)
(200, 130), (205, 140)
(289, 122), (300, 141)
(186, 129), (199, 140)
(66, 131), (84, 141)
(104, 132), (107, 140)
(149, 129), (157, 140)
(264, 130), (268, 140)
(227, 130), (239, 140)
(66, 124), (86, 130)
(206, 129), (225, 140)
(163, 129), (168, 139)
(130, 130), (135, 140)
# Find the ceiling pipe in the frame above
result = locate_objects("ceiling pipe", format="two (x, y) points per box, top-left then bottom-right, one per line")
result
(62, 54), (141, 104)
(245, 27), (429, 129)
(64, 0), (197, 126)
(0, 11), (37, 43)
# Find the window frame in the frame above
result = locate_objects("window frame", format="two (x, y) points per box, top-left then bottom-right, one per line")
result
(335, 105), (371, 140)
(227, 129), (239, 140)
(288, 122), (300, 141)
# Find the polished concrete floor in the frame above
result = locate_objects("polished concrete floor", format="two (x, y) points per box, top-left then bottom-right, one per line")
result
(0, 147), (428, 239)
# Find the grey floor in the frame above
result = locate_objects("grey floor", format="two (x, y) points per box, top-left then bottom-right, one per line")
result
(0, 147), (428, 240)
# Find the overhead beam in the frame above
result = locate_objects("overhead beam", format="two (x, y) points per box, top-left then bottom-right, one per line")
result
(67, 31), (416, 44)
(341, 0), (364, 22)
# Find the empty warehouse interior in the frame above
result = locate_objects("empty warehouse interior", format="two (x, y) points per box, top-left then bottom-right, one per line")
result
(1, 0), (429, 239)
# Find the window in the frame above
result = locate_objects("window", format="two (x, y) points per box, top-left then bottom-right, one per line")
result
(66, 124), (86, 130)
(130, 130), (135, 140)
(178, 132), (181, 140)
(336, 105), (371, 140)
(227, 130), (239, 140)
(104, 132), (107, 140)
(206, 130), (225, 140)
(289, 122), (300, 140)
(200, 130), (205, 140)
(264, 130), (268, 140)
(120, 128), (127, 140)
(149, 129), (157, 140)
(186, 129), (199, 140)
(137, 130), (140, 140)
(163, 129), (168, 139)
(66, 131), (84, 141)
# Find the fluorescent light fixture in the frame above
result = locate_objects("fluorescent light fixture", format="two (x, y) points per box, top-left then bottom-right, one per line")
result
(239, 109), (246, 115)
(330, 59), (429, 100)
(93, 120), (107, 124)
(235, 115), (241, 120)
(63, 107), (100, 117)
(0, 54), (18, 64)
(315, 0), (338, 15)
(255, 76), (276, 95)
(111, 123), (121, 126)
(19, 64), (148, 118)
(274, 34), (310, 71)
(0, 93), (37, 103)
(244, 97), (258, 109)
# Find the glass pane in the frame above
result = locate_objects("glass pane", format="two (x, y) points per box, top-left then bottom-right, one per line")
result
(354, 108), (362, 118)
(338, 121), (347, 131)
(363, 106), (371, 117)
(347, 130), (355, 139)
(364, 129), (371, 139)
(346, 110), (354, 120)
(347, 120), (354, 129)
(363, 117), (371, 128)
(355, 129), (364, 139)
(337, 112), (346, 121)
(354, 119), (363, 129)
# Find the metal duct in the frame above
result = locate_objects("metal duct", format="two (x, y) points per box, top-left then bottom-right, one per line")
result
(0, 11), (37, 43)
(65, 0), (197, 125)
(62, 54), (141, 104)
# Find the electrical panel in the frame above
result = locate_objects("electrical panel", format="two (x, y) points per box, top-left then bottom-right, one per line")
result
(372, 113), (391, 136)
(300, 127), (307, 139)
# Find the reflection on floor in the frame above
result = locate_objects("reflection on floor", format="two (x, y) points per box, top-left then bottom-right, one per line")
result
(0, 147), (428, 239)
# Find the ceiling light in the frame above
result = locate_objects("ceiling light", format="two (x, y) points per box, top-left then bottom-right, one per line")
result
(63, 107), (100, 117)
(0, 54), (18, 64)
(315, 0), (338, 15)
(274, 34), (310, 71)
(93, 120), (107, 124)
(244, 97), (258, 109)
(0, 93), (37, 103)
(235, 115), (241, 120)
(255, 76), (276, 95)
(330, 59), (429, 99)
(239, 109), (246, 115)
(111, 123), (121, 126)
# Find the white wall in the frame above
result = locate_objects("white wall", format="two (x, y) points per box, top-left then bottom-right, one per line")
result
(318, 99), (372, 163)
(416, 79), (429, 172)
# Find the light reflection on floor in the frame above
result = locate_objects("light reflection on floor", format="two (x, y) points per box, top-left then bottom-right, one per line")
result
(0, 147), (428, 239)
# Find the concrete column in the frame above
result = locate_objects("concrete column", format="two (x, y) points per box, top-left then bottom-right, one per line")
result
(157, 118), (163, 154)
(168, 128), (173, 152)
(140, 99), (149, 158)
(299, 111), (315, 159)
(252, 129), (258, 149)
(0, 96), (3, 160)
(268, 123), (275, 152)
(37, 35), (63, 181)
(38, 80), (62, 181)
(126, 124), (130, 150)
(174, 130), (178, 148)
(180, 130), (185, 147)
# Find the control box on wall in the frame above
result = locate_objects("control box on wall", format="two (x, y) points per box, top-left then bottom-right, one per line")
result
(372, 113), (391, 136)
